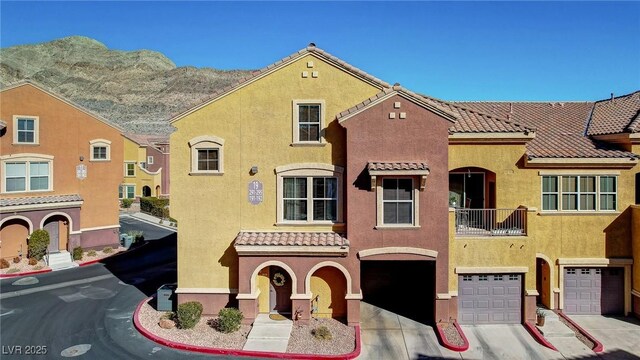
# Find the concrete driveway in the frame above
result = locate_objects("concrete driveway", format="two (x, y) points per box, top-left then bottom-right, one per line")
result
(461, 324), (563, 360)
(568, 315), (640, 360)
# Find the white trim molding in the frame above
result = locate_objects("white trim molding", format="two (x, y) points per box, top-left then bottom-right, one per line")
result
(0, 215), (34, 233)
(536, 252), (555, 309)
(304, 261), (356, 297)
(235, 245), (348, 256)
(525, 289), (539, 296)
(89, 138), (112, 162)
(358, 247), (438, 259)
(292, 99), (326, 144)
(188, 135), (225, 175)
(455, 266), (528, 274)
(526, 157), (637, 168)
(39, 212), (74, 232)
(12, 115), (40, 145)
(1, 200), (83, 213)
(557, 258), (633, 266)
(249, 260), (298, 296)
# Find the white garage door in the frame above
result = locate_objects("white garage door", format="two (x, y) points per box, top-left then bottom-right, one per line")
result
(458, 274), (522, 324)
(564, 267), (624, 315)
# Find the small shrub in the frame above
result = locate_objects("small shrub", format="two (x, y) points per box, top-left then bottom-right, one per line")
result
(72, 246), (84, 261)
(161, 312), (175, 320)
(13, 256), (20, 264)
(103, 247), (113, 254)
(87, 250), (97, 257)
(312, 326), (332, 340)
(28, 229), (50, 261)
(169, 217), (178, 226)
(33, 265), (44, 270)
(0, 259), (10, 269)
(127, 230), (144, 242)
(28, 257), (38, 266)
(176, 301), (203, 329)
(121, 198), (133, 208)
(216, 308), (244, 333)
(6, 268), (19, 274)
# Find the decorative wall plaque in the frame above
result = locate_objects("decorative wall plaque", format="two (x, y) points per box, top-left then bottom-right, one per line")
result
(248, 180), (263, 205)
(76, 164), (87, 180)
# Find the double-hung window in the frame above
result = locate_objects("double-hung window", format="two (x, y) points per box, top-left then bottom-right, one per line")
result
(197, 149), (219, 171)
(124, 162), (136, 177)
(293, 100), (325, 144)
(119, 184), (135, 199)
(13, 116), (39, 144)
(541, 175), (617, 212)
(382, 178), (414, 224)
(2, 157), (52, 193)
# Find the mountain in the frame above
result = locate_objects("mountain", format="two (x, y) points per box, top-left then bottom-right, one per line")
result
(0, 36), (253, 135)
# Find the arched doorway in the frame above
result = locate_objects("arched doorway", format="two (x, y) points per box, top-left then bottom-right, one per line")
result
(309, 266), (347, 319)
(268, 266), (292, 314)
(42, 215), (70, 253)
(0, 218), (31, 258)
(142, 185), (151, 197)
(536, 256), (552, 308)
(155, 185), (161, 197)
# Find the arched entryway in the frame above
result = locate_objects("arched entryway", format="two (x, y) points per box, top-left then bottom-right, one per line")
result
(142, 185), (152, 197)
(449, 166), (497, 209)
(254, 264), (294, 315)
(42, 214), (70, 253)
(155, 185), (161, 197)
(309, 266), (347, 319)
(536, 254), (552, 309)
(0, 217), (31, 258)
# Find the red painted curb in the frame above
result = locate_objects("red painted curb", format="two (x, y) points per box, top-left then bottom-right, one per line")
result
(133, 297), (361, 359)
(557, 312), (604, 353)
(78, 249), (127, 267)
(523, 321), (558, 351)
(0, 268), (52, 278)
(435, 321), (469, 352)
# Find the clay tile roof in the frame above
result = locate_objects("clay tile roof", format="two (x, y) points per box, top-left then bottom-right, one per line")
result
(171, 45), (391, 123)
(1, 194), (83, 207)
(455, 101), (636, 159)
(367, 162), (429, 171)
(234, 232), (349, 247)
(588, 91), (640, 136)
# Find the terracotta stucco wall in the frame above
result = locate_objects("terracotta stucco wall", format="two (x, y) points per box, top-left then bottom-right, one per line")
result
(0, 84), (123, 232)
(171, 54), (381, 291)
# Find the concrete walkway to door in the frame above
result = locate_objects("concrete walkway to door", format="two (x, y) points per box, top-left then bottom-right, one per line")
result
(242, 314), (292, 353)
(567, 315), (640, 359)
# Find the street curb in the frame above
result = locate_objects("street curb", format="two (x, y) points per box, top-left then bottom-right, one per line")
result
(435, 320), (469, 352)
(557, 312), (604, 353)
(121, 213), (177, 232)
(523, 321), (558, 351)
(0, 268), (52, 278)
(133, 297), (361, 359)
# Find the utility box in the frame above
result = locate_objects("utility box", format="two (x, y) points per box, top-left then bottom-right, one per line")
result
(120, 234), (133, 249)
(157, 284), (177, 311)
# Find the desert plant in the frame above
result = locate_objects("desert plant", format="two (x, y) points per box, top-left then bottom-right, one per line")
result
(0, 259), (10, 269)
(121, 198), (133, 208)
(176, 301), (203, 329)
(127, 230), (144, 242)
(216, 308), (243, 333)
(33, 265), (44, 270)
(28, 229), (50, 261)
(28, 257), (38, 266)
(312, 325), (332, 340)
(87, 250), (97, 257)
(72, 246), (84, 261)
(13, 256), (20, 264)
(103, 246), (113, 254)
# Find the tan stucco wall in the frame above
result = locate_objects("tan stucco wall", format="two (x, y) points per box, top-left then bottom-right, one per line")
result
(171, 53), (380, 291)
(632, 205), (640, 294)
(0, 84), (123, 230)
(310, 267), (347, 318)
(123, 137), (162, 197)
(257, 268), (269, 313)
(448, 143), (636, 297)
(0, 219), (29, 259)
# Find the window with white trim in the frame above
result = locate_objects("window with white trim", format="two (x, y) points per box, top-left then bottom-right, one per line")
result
(541, 175), (617, 211)
(119, 184), (135, 199)
(147, 156), (154, 165)
(13, 116), (39, 144)
(276, 164), (343, 224)
(90, 139), (111, 161)
(292, 100), (325, 144)
(382, 178), (414, 224)
(2, 159), (52, 193)
(189, 135), (224, 175)
(124, 162), (136, 177)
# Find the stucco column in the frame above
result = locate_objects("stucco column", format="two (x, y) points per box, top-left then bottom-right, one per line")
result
(435, 296), (451, 323)
(68, 233), (81, 251)
(292, 294), (312, 325)
(346, 299), (360, 326)
(237, 296), (258, 325)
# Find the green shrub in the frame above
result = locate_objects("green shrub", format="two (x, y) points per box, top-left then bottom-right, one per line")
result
(87, 250), (97, 257)
(102, 247), (113, 254)
(0, 259), (10, 269)
(140, 197), (170, 219)
(312, 326), (332, 340)
(121, 198), (133, 208)
(127, 230), (144, 243)
(72, 246), (84, 261)
(216, 308), (244, 333)
(28, 229), (50, 261)
(28, 257), (38, 266)
(176, 301), (203, 329)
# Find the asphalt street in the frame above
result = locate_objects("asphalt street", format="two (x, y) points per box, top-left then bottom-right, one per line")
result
(0, 216), (258, 360)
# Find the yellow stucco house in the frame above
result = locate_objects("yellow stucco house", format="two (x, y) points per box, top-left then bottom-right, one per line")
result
(121, 134), (164, 200)
(170, 43), (640, 325)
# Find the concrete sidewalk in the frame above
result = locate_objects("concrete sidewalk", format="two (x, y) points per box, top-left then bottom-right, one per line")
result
(461, 324), (563, 360)
(569, 315), (640, 360)
(243, 314), (292, 353)
(120, 212), (176, 232)
(536, 310), (593, 359)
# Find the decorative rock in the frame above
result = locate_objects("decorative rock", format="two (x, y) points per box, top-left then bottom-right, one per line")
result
(159, 318), (176, 329)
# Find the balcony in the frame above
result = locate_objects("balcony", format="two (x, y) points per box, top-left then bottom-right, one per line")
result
(455, 208), (527, 237)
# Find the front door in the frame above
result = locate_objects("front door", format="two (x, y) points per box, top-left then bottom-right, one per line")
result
(44, 220), (59, 253)
(269, 266), (292, 314)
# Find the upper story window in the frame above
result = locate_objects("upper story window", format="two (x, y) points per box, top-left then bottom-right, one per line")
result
(541, 175), (617, 212)
(147, 156), (154, 165)
(382, 178), (414, 224)
(90, 139), (111, 161)
(276, 163), (343, 224)
(125, 162), (136, 177)
(13, 116), (39, 145)
(292, 100), (325, 144)
(188, 135), (224, 175)
(1, 154), (53, 193)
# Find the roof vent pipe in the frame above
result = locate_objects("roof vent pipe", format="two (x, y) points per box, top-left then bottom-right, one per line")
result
(611, 93), (614, 102)
(509, 103), (513, 114)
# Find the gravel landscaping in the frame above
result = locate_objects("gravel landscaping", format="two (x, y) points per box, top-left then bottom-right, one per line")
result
(75, 246), (126, 265)
(137, 300), (251, 349)
(0, 258), (48, 275)
(558, 315), (595, 349)
(287, 317), (355, 355)
(438, 322), (465, 346)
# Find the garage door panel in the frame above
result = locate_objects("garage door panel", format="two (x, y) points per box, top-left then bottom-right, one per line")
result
(564, 267), (623, 315)
(458, 274), (521, 324)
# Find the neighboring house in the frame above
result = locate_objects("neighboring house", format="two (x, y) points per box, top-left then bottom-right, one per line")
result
(0, 81), (123, 263)
(121, 134), (169, 200)
(170, 44), (640, 325)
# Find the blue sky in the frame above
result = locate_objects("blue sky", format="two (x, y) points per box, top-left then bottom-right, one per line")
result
(1, 1), (639, 101)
